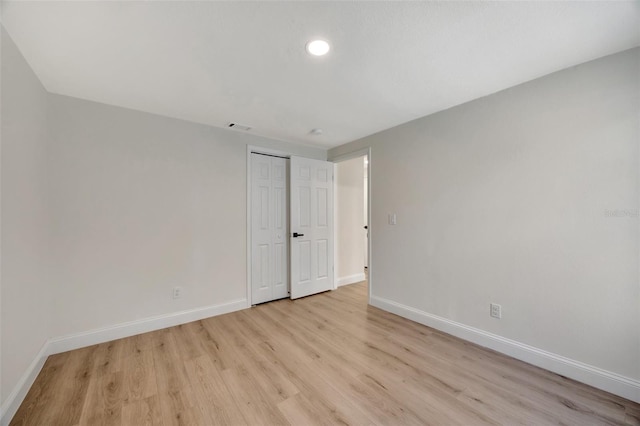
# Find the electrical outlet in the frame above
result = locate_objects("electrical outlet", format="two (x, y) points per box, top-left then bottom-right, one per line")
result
(172, 286), (183, 299)
(490, 303), (502, 319)
(388, 213), (397, 225)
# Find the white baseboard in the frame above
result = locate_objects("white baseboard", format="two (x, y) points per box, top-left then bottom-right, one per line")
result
(0, 298), (247, 426)
(370, 295), (640, 404)
(337, 272), (366, 287)
(47, 298), (247, 354)
(0, 341), (49, 426)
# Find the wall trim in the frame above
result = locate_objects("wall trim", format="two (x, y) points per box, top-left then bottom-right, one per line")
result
(48, 298), (247, 354)
(337, 273), (366, 287)
(370, 295), (640, 404)
(1, 298), (247, 426)
(0, 341), (49, 426)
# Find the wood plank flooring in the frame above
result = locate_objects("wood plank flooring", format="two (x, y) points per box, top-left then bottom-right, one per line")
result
(10, 281), (640, 425)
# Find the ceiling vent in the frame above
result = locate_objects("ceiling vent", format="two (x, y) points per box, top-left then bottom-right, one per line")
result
(228, 122), (252, 131)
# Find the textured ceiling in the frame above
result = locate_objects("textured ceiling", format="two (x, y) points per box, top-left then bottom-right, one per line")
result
(2, 1), (639, 148)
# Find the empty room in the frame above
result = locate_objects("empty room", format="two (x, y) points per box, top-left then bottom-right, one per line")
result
(1, 1), (639, 425)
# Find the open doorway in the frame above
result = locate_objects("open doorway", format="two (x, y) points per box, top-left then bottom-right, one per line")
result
(334, 152), (370, 297)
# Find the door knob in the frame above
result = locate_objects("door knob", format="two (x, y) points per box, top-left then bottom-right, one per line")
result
(292, 232), (305, 238)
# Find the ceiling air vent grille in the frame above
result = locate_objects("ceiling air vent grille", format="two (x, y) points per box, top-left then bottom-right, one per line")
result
(228, 122), (252, 131)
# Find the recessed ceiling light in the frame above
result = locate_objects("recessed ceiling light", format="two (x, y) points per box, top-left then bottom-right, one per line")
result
(306, 40), (330, 56)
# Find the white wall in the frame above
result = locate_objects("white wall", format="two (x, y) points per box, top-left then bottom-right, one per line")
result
(47, 93), (325, 338)
(336, 156), (365, 285)
(1, 27), (52, 407)
(330, 48), (640, 398)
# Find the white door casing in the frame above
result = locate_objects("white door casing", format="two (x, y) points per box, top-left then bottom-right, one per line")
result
(290, 156), (334, 299)
(251, 153), (289, 304)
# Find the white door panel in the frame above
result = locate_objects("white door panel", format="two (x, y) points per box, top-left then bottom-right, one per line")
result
(251, 154), (289, 304)
(290, 156), (334, 299)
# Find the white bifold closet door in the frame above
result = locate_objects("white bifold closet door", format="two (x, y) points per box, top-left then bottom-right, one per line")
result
(290, 156), (334, 299)
(251, 153), (289, 304)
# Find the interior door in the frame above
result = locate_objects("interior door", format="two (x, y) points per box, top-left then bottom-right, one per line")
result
(290, 156), (334, 299)
(251, 153), (289, 304)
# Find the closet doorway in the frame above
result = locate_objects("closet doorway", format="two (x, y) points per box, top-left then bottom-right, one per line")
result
(250, 152), (289, 304)
(248, 148), (336, 305)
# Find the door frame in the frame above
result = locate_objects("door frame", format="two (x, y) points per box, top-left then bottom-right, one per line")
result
(246, 145), (293, 307)
(329, 147), (372, 305)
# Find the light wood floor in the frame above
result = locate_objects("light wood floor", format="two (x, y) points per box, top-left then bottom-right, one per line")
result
(11, 281), (640, 425)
